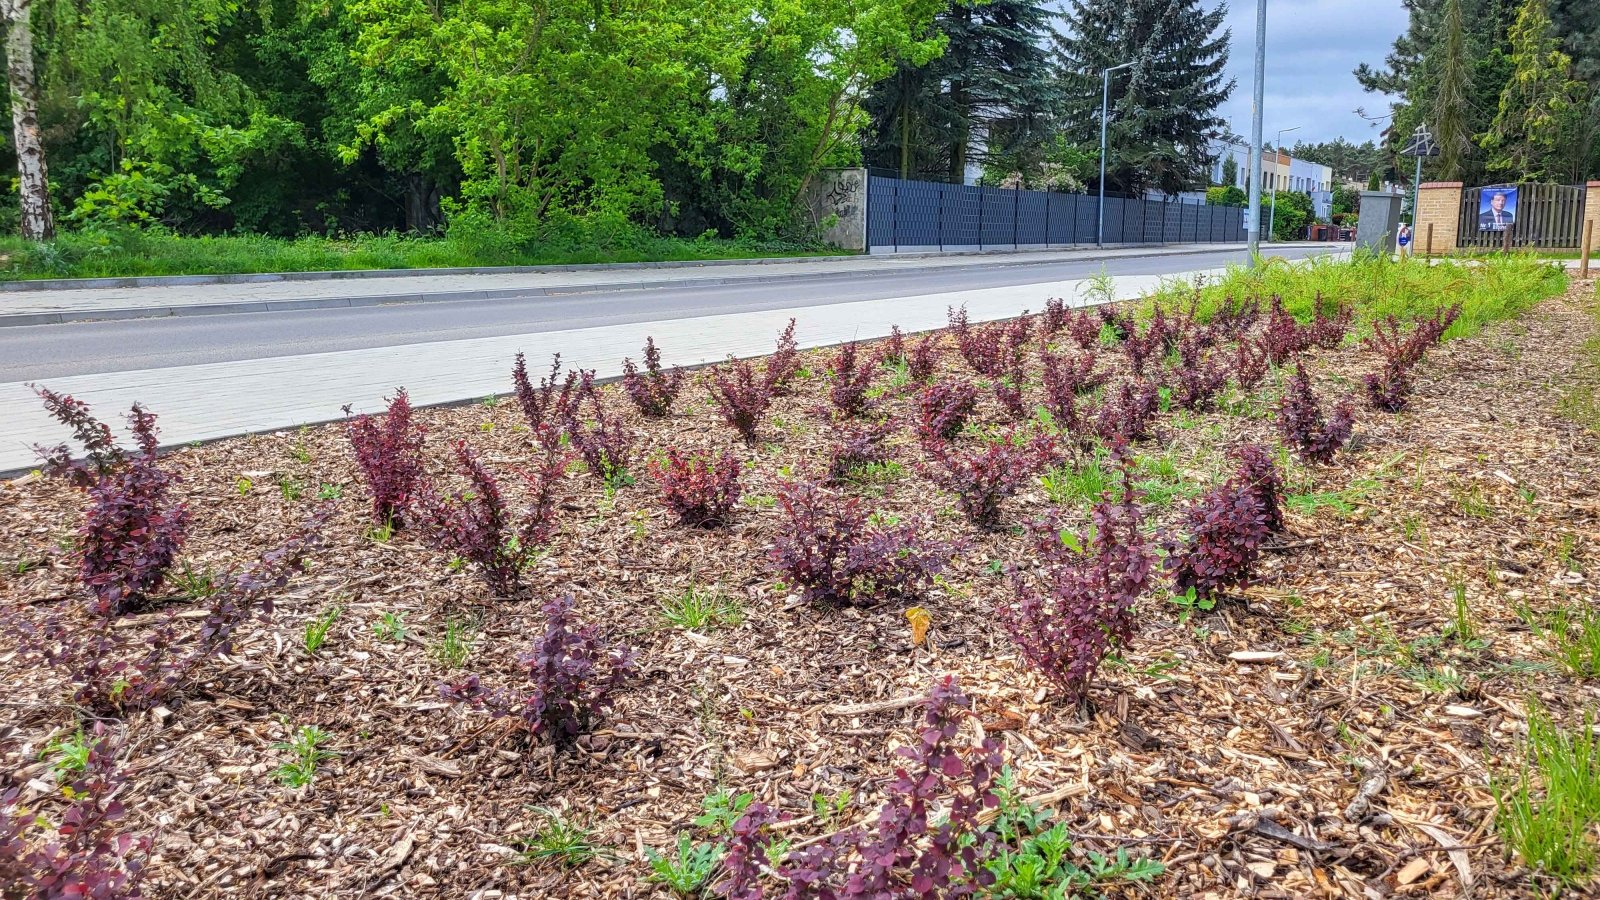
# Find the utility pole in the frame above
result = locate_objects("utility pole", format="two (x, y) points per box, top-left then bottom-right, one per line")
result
(1097, 61), (1133, 248)
(1267, 124), (1300, 242)
(1245, 0), (1266, 265)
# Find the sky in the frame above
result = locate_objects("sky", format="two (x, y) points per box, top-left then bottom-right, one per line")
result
(1209, 0), (1411, 146)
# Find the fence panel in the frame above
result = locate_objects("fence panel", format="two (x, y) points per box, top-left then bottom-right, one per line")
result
(861, 173), (1250, 251)
(1018, 190), (1049, 246)
(979, 186), (1017, 248)
(1456, 183), (1585, 250)
(866, 176), (896, 250)
(941, 184), (982, 249)
(890, 179), (941, 250)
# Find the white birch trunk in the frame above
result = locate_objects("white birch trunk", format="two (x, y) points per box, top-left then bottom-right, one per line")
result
(3, 0), (52, 240)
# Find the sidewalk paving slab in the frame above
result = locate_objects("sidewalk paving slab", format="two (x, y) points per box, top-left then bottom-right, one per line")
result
(0, 268), (1209, 474)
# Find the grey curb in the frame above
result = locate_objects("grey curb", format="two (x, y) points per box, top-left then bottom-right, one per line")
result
(0, 242), (1294, 328)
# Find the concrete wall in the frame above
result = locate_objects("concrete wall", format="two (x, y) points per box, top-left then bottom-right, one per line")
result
(803, 167), (867, 251)
(1415, 181), (1463, 255)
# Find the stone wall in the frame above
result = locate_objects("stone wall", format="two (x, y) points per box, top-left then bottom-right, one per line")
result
(803, 168), (867, 252)
(1415, 181), (1463, 256)
(1585, 181), (1600, 260)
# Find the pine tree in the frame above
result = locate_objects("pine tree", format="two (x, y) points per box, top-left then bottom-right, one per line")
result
(1481, 0), (1589, 180)
(864, 0), (1058, 184)
(1052, 0), (1233, 196)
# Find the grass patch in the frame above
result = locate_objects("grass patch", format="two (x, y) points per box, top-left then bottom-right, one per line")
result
(1147, 251), (1566, 340)
(660, 586), (744, 631)
(1495, 704), (1600, 889)
(1558, 283), (1600, 432)
(0, 226), (834, 280)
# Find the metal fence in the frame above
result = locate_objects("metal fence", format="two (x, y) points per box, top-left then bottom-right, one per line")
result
(864, 174), (1246, 253)
(1456, 183), (1587, 250)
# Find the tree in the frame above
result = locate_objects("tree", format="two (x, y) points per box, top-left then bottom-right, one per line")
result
(1290, 138), (1386, 184)
(2, 0), (50, 238)
(864, 0), (1058, 185)
(1433, 0), (1476, 179)
(1053, 0), (1234, 197)
(1220, 154), (1238, 187)
(1481, 0), (1591, 180)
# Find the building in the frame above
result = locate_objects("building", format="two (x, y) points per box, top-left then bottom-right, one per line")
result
(1206, 136), (1333, 221)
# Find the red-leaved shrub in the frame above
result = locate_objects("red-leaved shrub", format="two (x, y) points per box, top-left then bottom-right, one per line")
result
(1065, 308), (1101, 349)
(33, 389), (187, 617)
(707, 357), (773, 443)
(0, 726), (149, 897)
(907, 331), (941, 381)
(922, 431), (1055, 529)
(513, 352), (587, 432)
(759, 676), (1001, 898)
(1277, 364), (1354, 464)
(1042, 296), (1068, 335)
(999, 466), (1155, 699)
(1165, 466), (1272, 602)
(764, 319), (801, 395)
(770, 480), (952, 607)
(992, 353), (1030, 421)
(883, 325), (907, 364)
(442, 595), (634, 748)
(622, 336), (684, 417)
(1170, 340), (1228, 411)
(420, 440), (564, 596)
(1091, 380), (1161, 444)
(565, 374), (635, 489)
(31, 386), (125, 487)
(825, 421), (893, 483)
(1230, 443), (1285, 533)
(1232, 338), (1269, 391)
(1261, 296), (1312, 365)
(948, 306), (1026, 378)
(916, 379), (980, 445)
(650, 449), (741, 527)
(1361, 304), (1462, 412)
(9, 509), (328, 713)
(343, 388), (427, 528)
(828, 341), (882, 418)
(1305, 300), (1353, 350)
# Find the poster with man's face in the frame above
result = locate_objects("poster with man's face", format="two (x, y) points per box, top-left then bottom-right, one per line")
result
(1477, 188), (1517, 232)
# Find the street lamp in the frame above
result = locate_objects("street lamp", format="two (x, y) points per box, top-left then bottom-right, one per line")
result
(1267, 125), (1300, 242)
(1096, 61), (1134, 248)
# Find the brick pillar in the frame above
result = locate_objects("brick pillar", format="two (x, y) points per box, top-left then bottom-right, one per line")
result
(1415, 182), (1462, 256)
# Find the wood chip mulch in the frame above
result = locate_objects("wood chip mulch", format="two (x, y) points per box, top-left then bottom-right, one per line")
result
(3, 279), (1598, 898)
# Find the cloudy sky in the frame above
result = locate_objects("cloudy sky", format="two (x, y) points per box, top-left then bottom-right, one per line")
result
(1209, 0), (1411, 146)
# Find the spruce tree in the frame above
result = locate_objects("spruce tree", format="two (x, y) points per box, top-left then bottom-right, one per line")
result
(1052, 0), (1233, 196)
(864, 0), (1058, 183)
(1433, 0), (1476, 179)
(1481, 0), (1589, 179)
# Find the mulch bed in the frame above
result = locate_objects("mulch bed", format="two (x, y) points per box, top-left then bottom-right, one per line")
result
(3, 279), (1598, 898)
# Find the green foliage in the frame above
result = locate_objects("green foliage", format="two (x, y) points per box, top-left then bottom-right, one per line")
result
(1548, 606), (1600, 677)
(45, 729), (92, 778)
(273, 725), (338, 788)
(984, 769), (1166, 896)
(1494, 704), (1600, 888)
(518, 807), (608, 868)
(372, 611), (407, 642)
(1150, 252), (1565, 342)
(1205, 185), (1246, 207)
(659, 586), (744, 631)
(1481, 0), (1592, 181)
(646, 833), (721, 895)
(303, 604), (342, 655)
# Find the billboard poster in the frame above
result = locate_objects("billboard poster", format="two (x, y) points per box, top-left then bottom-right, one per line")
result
(1477, 187), (1517, 232)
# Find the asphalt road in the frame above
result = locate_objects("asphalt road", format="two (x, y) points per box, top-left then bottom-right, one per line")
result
(1, 245), (1338, 382)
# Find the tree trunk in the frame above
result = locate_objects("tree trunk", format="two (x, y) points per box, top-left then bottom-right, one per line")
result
(4, 0), (52, 240)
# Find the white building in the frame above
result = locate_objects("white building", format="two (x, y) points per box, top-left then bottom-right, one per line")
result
(1205, 136), (1334, 221)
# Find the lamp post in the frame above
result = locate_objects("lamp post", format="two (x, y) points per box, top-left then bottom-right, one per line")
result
(1245, 0), (1266, 265)
(1267, 125), (1300, 242)
(1097, 61), (1134, 248)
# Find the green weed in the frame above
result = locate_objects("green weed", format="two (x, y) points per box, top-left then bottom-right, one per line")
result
(274, 725), (338, 788)
(660, 586), (744, 631)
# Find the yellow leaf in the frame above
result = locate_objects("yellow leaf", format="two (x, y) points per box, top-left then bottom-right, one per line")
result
(905, 606), (931, 647)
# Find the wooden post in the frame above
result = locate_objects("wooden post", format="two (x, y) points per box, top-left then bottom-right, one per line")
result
(1583, 219), (1593, 279)
(1425, 222), (1434, 258)
(1502, 222), (1512, 254)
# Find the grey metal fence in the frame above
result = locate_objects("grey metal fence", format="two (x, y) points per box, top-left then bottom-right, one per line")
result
(864, 174), (1246, 253)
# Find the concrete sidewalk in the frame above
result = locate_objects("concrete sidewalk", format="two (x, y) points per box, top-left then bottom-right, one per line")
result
(0, 243), (1317, 327)
(0, 265), (1218, 474)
